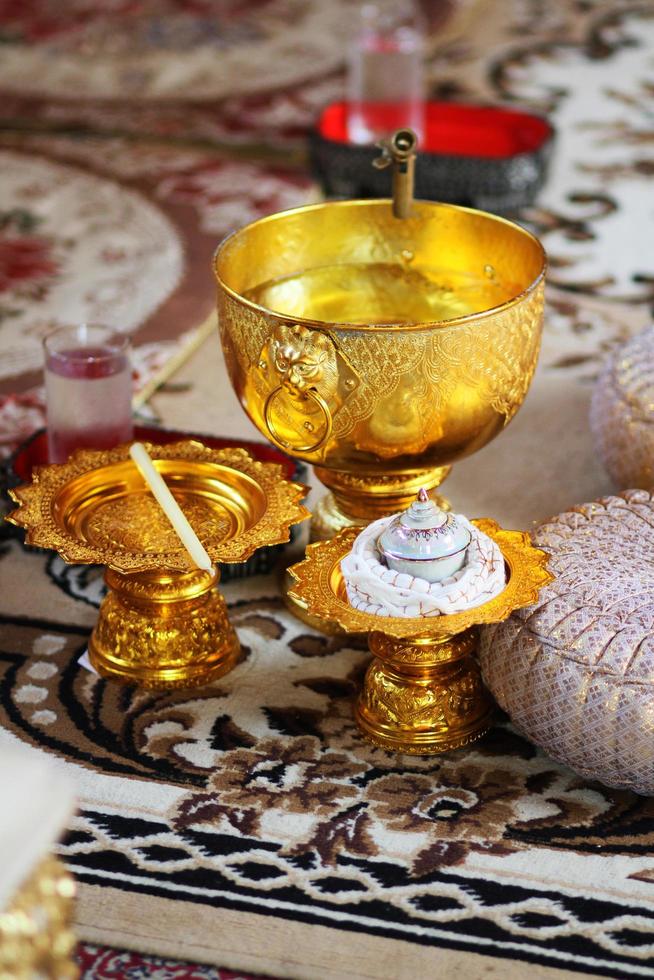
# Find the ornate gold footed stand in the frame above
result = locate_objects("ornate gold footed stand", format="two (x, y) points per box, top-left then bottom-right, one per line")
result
(8, 441), (307, 690)
(288, 521), (552, 754)
(90, 567), (239, 689)
(359, 627), (493, 752)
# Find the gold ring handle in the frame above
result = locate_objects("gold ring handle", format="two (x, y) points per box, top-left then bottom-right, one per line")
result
(263, 385), (333, 454)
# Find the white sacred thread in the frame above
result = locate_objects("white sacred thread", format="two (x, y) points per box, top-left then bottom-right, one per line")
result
(341, 514), (506, 618)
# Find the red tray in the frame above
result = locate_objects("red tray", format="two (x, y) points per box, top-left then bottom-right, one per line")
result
(310, 100), (554, 213)
(10, 425), (298, 483)
(318, 101), (552, 158)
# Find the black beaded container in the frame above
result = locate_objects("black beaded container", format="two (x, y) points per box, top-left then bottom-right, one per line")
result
(310, 101), (554, 213)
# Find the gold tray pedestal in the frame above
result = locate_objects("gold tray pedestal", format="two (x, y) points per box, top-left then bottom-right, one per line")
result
(90, 567), (238, 689)
(8, 441), (308, 690)
(288, 521), (552, 754)
(360, 626), (491, 753)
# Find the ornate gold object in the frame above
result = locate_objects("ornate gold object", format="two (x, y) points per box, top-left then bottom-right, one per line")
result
(8, 441), (308, 689)
(215, 199), (546, 540)
(0, 855), (78, 980)
(287, 521), (552, 753)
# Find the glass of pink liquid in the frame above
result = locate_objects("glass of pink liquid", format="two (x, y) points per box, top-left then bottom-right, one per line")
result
(43, 324), (134, 464)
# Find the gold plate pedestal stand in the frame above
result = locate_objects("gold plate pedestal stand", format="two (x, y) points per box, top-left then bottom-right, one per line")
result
(91, 566), (238, 689)
(8, 441), (308, 690)
(0, 856), (77, 980)
(288, 521), (552, 754)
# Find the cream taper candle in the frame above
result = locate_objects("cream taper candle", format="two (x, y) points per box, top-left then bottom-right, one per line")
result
(129, 442), (213, 571)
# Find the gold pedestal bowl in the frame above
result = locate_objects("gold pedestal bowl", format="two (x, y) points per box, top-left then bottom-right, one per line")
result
(7, 441), (308, 690)
(287, 522), (552, 754)
(215, 199), (546, 541)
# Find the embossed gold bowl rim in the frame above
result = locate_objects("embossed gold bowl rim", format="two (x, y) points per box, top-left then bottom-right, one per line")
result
(214, 199), (547, 331)
(287, 519), (553, 639)
(7, 440), (309, 574)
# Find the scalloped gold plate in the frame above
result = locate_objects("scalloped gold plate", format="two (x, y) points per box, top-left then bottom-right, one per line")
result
(54, 459), (265, 556)
(288, 519), (553, 640)
(8, 440), (309, 574)
(287, 518), (553, 753)
(6, 439), (310, 689)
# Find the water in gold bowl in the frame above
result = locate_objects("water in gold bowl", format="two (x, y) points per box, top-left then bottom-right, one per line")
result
(215, 199), (546, 539)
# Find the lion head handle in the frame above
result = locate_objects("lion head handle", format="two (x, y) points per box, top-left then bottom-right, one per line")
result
(267, 323), (338, 397)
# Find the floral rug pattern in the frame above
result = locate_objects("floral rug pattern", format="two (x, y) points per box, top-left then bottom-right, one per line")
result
(2, 535), (654, 977)
(77, 942), (267, 980)
(0, 150), (183, 382)
(0, 142), (314, 456)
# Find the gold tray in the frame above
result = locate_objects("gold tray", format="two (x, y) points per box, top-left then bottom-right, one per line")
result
(288, 522), (552, 753)
(10, 440), (307, 573)
(8, 441), (309, 689)
(289, 520), (550, 640)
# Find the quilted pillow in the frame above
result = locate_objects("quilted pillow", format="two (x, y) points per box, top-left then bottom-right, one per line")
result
(480, 490), (654, 794)
(591, 326), (654, 490)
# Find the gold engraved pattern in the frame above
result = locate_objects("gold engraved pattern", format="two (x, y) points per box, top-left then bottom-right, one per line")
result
(85, 494), (230, 554)
(357, 652), (492, 752)
(90, 577), (239, 689)
(357, 655), (493, 754)
(8, 440), (308, 574)
(362, 662), (450, 728)
(368, 629), (477, 666)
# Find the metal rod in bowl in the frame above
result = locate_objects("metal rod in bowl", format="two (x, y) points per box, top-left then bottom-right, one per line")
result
(373, 128), (417, 219)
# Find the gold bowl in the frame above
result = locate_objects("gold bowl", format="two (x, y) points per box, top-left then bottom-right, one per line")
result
(215, 199), (546, 539)
(7, 441), (308, 689)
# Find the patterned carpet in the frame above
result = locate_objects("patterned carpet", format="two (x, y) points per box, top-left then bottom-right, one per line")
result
(4, 503), (654, 978)
(2, 2), (654, 978)
(76, 942), (269, 979)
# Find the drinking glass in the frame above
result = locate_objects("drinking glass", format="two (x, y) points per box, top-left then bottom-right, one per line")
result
(43, 324), (133, 464)
(347, 0), (426, 146)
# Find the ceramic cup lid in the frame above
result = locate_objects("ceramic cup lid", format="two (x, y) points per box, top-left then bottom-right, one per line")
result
(377, 488), (471, 563)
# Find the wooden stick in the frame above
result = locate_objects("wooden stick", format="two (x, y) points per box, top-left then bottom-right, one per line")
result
(132, 313), (217, 410)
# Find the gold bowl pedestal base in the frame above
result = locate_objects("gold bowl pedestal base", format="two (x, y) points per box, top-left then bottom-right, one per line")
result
(89, 568), (240, 690)
(7, 441), (309, 692)
(355, 628), (494, 754)
(310, 465), (452, 541)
